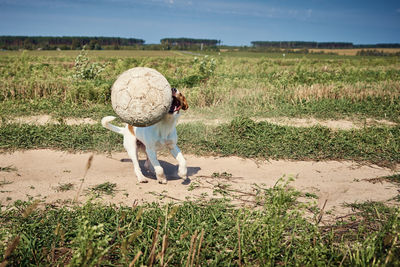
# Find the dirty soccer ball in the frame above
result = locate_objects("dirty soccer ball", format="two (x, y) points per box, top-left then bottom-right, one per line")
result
(111, 67), (172, 127)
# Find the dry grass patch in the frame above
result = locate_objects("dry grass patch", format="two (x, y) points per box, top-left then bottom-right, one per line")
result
(309, 48), (400, 56)
(291, 81), (400, 102)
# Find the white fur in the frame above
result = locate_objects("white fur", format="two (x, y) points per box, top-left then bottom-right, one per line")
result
(101, 112), (187, 184)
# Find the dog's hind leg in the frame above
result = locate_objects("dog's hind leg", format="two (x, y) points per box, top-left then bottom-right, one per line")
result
(124, 126), (147, 183)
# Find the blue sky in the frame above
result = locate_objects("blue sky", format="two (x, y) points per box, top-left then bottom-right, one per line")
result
(0, 0), (399, 45)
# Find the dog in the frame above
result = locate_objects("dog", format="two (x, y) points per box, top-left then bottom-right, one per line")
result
(101, 88), (188, 184)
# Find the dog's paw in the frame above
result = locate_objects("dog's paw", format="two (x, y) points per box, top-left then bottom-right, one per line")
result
(155, 167), (167, 184)
(137, 177), (148, 183)
(158, 178), (167, 184)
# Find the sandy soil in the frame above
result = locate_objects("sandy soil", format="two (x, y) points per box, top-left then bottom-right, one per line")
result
(1, 150), (398, 221)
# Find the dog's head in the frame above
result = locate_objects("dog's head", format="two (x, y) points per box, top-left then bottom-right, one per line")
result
(169, 88), (188, 114)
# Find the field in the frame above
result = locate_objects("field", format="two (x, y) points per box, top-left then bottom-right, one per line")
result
(0, 49), (399, 266)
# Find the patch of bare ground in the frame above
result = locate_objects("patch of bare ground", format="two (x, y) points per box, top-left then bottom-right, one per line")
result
(2, 115), (397, 130)
(0, 150), (398, 223)
(1, 115), (98, 126)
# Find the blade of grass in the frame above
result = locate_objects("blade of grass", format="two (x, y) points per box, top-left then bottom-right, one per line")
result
(73, 154), (93, 203)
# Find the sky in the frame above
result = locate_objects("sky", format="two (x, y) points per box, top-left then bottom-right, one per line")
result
(0, 0), (399, 46)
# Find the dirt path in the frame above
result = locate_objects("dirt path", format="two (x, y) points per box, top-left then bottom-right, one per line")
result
(2, 115), (398, 130)
(1, 150), (398, 220)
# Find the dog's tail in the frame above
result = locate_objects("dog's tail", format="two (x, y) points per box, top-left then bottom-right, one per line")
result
(101, 116), (125, 135)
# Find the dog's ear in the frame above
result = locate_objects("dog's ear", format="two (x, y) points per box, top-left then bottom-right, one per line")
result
(178, 93), (188, 110)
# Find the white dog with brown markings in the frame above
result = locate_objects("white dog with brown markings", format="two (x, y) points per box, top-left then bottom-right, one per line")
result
(101, 88), (188, 184)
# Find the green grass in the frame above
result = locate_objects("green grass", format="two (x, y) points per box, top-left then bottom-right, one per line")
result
(0, 117), (398, 166)
(178, 117), (400, 167)
(0, 97), (399, 125)
(0, 122), (122, 151)
(385, 174), (400, 184)
(0, 99), (115, 120)
(0, 179), (399, 266)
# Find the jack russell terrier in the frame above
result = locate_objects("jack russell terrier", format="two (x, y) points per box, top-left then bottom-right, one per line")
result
(101, 88), (188, 184)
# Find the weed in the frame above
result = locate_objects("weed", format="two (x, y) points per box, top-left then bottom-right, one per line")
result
(187, 181), (200, 191)
(212, 171), (233, 179)
(304, 192), (319, 199)
(73, 47), (107, 80)
(0, 166), (17, 172)
(54, 183), (75, 192)
(0, 179), (13, 187)
(68, 215), (111, 266)
(87, 182), (117, 197)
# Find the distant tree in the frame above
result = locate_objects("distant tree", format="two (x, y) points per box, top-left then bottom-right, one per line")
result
(23, 39), (32, 49)
(71, 39), (80, 50)
(251, 41), (354, 49)
(160, 38), (220, 51)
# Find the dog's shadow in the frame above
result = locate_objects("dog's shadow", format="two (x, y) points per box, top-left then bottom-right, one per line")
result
(120, 158), (200, 184)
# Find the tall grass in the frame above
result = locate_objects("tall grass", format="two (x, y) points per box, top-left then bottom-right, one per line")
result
(0, 50), (399, 121)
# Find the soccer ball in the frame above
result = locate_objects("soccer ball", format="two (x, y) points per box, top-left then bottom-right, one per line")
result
(111, 67), (172, 127)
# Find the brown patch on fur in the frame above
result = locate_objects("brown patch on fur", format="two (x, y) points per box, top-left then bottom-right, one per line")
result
(176, 93), (189, 110)
(128, 125), (135, 136)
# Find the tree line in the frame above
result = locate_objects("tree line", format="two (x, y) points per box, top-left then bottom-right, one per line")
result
(1, 36), (399, 51)
(0, 36), (145, 50)
(251, 41), (400, 49)
(0, 36), (222, 51)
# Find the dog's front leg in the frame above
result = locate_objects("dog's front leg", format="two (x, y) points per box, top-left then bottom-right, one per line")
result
(171, 145), (187, 178)
(146, 149), (167, 184)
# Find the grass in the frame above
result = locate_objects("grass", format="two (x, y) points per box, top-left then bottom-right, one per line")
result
(178, 117), (400, 167)
(385, 174), (400, 184)
(0, 179), (399, 266)
(0, 118), (398, 166)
